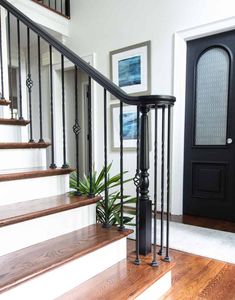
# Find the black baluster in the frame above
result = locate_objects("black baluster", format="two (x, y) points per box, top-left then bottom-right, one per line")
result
(26, 28), (34, 143)
(17, 19), (23, 120)
(61, 55), (69, 169)
(134, 105), (141, 265)
(49, 45), (57, 169)
(37, 36), (44, 142)
(158, 106), (165, 256)
(0, 13), (4, 100)
(73, 65), (81, 193)
(61, 0), (63, 13)
(151, 105), (159, 267)
(119, 101), (125, 231)
(48, 0), (51, 7)
(139, 105), (152, 255)
(103, 89), (111, 228)
(55, 0), (57, 10)
(7, 12), (13, 119)
(65, 0), (70, 17)
(163, 106), (172, 262)
(87, 76), (94, 197)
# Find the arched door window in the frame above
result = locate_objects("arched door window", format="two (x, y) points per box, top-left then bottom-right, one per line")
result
(195, 47), (230, 145)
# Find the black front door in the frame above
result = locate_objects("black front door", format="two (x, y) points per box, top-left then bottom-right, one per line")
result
(184, 30), (235, 222)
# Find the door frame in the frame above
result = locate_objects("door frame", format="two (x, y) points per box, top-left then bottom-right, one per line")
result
(172, 17), (235, 215)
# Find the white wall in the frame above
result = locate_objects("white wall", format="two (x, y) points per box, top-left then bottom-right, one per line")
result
(62, 0), (235, 214)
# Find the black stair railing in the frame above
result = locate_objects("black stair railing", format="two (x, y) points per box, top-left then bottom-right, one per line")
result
(0, 0), (175, 266)
(32, 0), (70, 18)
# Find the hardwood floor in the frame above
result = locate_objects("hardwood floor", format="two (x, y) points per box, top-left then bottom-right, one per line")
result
(163, 248), (235, 300)
(171, 214), (235, 234)
(128, 241), (235, 300)
(58, 240), (235, 300)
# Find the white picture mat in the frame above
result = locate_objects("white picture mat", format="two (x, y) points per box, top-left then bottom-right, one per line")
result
(112, 45), (148, 94)
(112, 105), (138, 149)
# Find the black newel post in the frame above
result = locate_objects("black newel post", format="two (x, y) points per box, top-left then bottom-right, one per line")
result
(139, 105), (152, 255)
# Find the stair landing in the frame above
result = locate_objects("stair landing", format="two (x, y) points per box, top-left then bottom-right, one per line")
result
(58, 242), (174, 300)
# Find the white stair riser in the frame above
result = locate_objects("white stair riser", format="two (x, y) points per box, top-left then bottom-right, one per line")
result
(0, 148), (47, 170)
(0, 174), (70, 206)
(0, 125), (27, 143)
(136, 271), (172, 300)
(0, 204), (96, 256)
(0, 238), (127, 300)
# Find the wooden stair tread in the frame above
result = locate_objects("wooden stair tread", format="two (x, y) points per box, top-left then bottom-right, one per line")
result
(0, 99), (11, 106)
(57, 243), (175, 300)
(0, 224), (132, 293)
(0, 193), (101, 227)
(0, 118), (30, 126)
(0, 142), (51, 149)
(0, 167), (74, 182)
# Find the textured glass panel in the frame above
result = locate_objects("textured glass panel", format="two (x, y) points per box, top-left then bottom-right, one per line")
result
(195, 48), (229, 145)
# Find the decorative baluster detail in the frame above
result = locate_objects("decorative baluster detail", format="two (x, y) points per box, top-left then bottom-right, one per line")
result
(61, 54), (69, 169)
(37, 36), (44, 142)
(103, 89), (111, 228)
(151, 105), (159, 267)
(26, 28), (34, 143)
(87, 76), (94, 197)
(163, 105), (172, 262)
(158, 106), (165, 256)
(7, 12), (13, 119)
(134, 105), (141, 265)
(73, 65), (81, 194)
(139, 105), (152, 255)
(49, 45), (57, 169)
(17, 19), (23, 120)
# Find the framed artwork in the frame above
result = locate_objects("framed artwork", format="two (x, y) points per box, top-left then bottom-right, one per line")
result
(111, 104), (151, 151)
(110, 41), (151, 97)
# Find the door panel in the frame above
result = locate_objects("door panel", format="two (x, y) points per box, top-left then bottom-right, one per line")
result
(184, 30), (235, 221)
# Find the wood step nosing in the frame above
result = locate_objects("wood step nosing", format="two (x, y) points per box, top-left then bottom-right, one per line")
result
(0, 168), (74, 182)
(0, 225), (133, 294)
(0, 142), (51, 149)
(0, 195), (102, 227)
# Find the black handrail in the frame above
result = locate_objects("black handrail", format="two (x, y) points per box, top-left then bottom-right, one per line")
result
(0, 0), (175, 106)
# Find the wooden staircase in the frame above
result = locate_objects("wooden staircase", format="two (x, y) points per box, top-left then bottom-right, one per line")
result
(0, 106), (135, 299)
(0, 0), (176, 297)
(0, 102), (173, 299)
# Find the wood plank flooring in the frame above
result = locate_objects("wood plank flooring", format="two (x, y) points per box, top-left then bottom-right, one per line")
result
(0, 224), (132, 293)
(58, 244), (174, 300)
(0, 194), (101, 227)
(59, 240), (235, 300)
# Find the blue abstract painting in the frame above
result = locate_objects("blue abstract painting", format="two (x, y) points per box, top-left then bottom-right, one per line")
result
(118, 56), (141, 88)
(123, 112), (137, 140)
